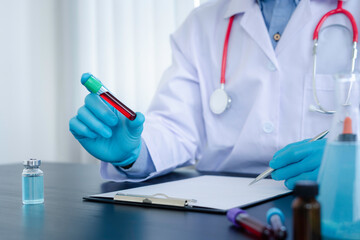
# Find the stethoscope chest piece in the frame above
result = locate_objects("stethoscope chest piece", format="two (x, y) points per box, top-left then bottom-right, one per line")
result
(209, 88), (231, 114)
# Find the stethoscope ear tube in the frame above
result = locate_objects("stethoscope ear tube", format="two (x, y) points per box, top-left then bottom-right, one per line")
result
(311, 39), (335, 115)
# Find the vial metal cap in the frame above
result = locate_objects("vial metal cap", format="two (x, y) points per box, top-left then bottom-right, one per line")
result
(23, 159), (41, 167)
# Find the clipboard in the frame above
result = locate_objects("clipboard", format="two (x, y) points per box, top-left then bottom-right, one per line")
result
(114, 193), (197, 207)
(84, 193), (226, 214)
(84, 175), (291, 214)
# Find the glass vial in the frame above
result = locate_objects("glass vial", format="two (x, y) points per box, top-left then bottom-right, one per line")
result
(292, 181), (321, 240)
(22, 159), (44, 204)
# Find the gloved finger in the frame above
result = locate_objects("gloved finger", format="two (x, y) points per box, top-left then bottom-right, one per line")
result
(272, 139), (308, 159)
(77, 106), (113, 138)
(126, 112), (145, 136)
(271, 154), (321, 180)
(84, 93), (118, 127)
(69, 117), (98, 139)
(270, 139), (326, 169)
(284, 168), (319, 190)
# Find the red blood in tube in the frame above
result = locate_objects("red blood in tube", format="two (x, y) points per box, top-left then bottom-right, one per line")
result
(100, 92), (136, 121)
(236, 213), (273, 238)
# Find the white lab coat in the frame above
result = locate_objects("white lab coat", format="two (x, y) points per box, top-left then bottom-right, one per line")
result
(102, 0), (360, 181)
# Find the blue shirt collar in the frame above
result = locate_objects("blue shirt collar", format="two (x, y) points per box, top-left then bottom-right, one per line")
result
(257, 0), (300, 5)
(224, 0), (300, 19)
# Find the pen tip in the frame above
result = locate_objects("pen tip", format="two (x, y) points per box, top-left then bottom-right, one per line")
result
(249, 180), (256, 186)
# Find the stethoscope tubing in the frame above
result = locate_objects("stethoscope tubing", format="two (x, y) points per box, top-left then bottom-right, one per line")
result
(221, 16), (234, 85)
(311, 0), (358, 114)
(212, 0), (358, 115)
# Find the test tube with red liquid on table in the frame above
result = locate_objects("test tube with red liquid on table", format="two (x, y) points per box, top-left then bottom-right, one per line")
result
(81, 74), (137, 121)
(227, 207), (275, 239)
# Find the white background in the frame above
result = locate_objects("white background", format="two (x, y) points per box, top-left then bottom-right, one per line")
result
(0, 0), (210, 164)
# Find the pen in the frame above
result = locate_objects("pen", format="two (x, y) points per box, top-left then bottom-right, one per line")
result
(227, 207), (274, 239)
(266, 208), (287, 240)
(249, 129), (329, 186)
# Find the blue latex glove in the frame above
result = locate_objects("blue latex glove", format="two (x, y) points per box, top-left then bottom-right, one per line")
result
(69, 77), (145, 167)
(269, 138), (327, 189)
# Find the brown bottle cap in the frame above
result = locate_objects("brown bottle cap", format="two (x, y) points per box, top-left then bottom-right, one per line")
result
(293, 181), (318, 198)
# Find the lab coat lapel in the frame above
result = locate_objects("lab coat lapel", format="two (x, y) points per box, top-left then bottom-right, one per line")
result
(239, 1), (278, 68)
(275, 0), (312, 55)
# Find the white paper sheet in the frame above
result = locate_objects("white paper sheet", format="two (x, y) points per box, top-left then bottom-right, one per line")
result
(91, 175), (291, 211)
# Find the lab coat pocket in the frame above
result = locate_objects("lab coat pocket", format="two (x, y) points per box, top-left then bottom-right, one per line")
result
(302, 74), (335, 139)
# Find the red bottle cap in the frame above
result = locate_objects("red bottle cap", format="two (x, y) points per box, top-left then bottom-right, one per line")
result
(343, 117), (353, 134)
(339, 117), (357, 142)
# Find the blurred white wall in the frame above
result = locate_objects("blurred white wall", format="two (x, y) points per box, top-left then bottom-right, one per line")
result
(0, 0), (211, 164)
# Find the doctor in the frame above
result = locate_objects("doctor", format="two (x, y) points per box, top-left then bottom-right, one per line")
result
(69, 0), (360, 189)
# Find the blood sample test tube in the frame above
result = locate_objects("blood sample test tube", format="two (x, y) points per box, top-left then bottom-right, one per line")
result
(81, 73), (137, 121)
(266, 208), (287, 240)
(227, 207), (274, 239)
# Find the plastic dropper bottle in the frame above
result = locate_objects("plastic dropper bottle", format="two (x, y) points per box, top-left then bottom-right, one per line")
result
(317, 74), (360, 239)
(292, 181), (320, 240)
(22, 159), (44, 204)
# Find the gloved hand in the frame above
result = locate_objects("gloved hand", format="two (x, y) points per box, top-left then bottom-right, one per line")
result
(69, 80), (145, 167)
(269, 138), (327, 189)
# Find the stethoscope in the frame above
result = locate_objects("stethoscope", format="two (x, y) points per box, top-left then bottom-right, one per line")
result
(210, 0), (358, 115)
(310, 0), (358, 114)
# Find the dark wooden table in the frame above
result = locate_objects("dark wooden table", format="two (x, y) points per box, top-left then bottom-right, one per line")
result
(0, 163), (294, 240)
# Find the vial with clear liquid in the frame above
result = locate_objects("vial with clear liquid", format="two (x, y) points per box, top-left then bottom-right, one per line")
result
(22, 159), (44, 204)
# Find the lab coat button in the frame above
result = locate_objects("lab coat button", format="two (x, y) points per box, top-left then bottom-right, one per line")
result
(263, 122), (274, 133)
(273, 33), (281, 42)
(267, 62), (277, 72)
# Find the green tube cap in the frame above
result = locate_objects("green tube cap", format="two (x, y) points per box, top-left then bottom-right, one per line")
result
(81, 73), (103, 94)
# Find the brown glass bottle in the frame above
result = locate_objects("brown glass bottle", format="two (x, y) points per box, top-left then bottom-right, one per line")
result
(292, 181), (321, 240)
